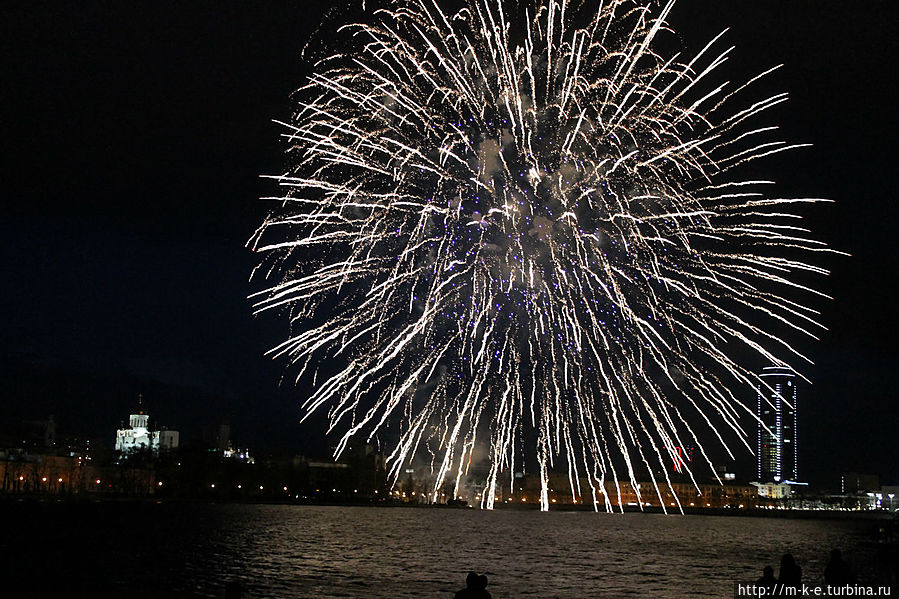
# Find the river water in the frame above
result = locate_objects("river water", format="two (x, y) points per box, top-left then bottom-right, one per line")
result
(2, 501), (890, 598)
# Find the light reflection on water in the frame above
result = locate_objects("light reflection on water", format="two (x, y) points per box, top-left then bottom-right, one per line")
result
(166, 505), (879, 597)
(4, 502), (883, 598)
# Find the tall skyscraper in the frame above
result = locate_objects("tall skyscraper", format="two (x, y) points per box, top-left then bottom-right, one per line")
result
(757, 366), (799, 483)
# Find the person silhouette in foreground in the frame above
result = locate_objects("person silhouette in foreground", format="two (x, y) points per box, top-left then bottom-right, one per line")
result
(455, 571), (492, 599)
(224, 580), (242, 599)
(478, 574), (491, 598)
(824, 549), (856, 587)
(756, 566), (778, 594)
(778, 553), (802, 592)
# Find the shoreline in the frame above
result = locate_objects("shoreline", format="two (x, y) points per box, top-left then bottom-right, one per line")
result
(2, 493), (895, 522)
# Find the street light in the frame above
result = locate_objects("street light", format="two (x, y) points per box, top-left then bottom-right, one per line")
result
(890, 493), (896, 511)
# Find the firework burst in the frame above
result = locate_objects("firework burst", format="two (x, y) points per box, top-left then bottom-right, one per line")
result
(249, 0), (836, 511)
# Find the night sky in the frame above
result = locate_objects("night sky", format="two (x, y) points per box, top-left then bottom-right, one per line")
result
(3, 1), (897, 487)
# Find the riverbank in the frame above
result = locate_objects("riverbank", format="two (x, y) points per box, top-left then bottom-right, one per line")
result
(3, 492), (896, 523)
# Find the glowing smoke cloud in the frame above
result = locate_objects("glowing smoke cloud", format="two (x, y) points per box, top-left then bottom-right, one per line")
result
(249, 0), (837, 512)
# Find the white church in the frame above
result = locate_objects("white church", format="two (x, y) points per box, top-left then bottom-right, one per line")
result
(115, 394), (179, 454)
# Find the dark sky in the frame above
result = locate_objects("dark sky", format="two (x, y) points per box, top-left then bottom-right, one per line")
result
(2, 1), (896, 487)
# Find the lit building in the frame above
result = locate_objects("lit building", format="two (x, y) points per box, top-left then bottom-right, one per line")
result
(223, 446), (254, 463)
(757, 366), (799, 484)
(752, 481), (792, 499)
(115, 394), (178, 455)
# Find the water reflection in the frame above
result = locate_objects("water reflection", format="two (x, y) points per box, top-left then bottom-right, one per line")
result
(1, 502), (881, 598)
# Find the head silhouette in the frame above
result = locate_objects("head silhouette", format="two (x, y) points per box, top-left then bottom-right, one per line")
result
(225, 580), (242, 599)
(478, 574), (488, 590)
(466, 571), (479, 589)
(781, 554), (796, 568)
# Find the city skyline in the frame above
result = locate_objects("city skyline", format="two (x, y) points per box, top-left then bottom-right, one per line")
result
(2, 0), (897, 488)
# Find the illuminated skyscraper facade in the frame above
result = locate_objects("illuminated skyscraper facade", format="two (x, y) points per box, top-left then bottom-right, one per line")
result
(757, 366), (798, 483)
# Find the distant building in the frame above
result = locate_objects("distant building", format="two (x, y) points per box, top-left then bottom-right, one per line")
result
(202, 418), (231, 451)
(223, 446), (254, 464)
(841, 472), (880, 494)
(1, 416), (56, 450)
(115, 394), (178, 455)
(752, 481), (792, 499)
(159, 429), (180, 452)
(714, 465), (737, 481)
(757, 366), (799, 484)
